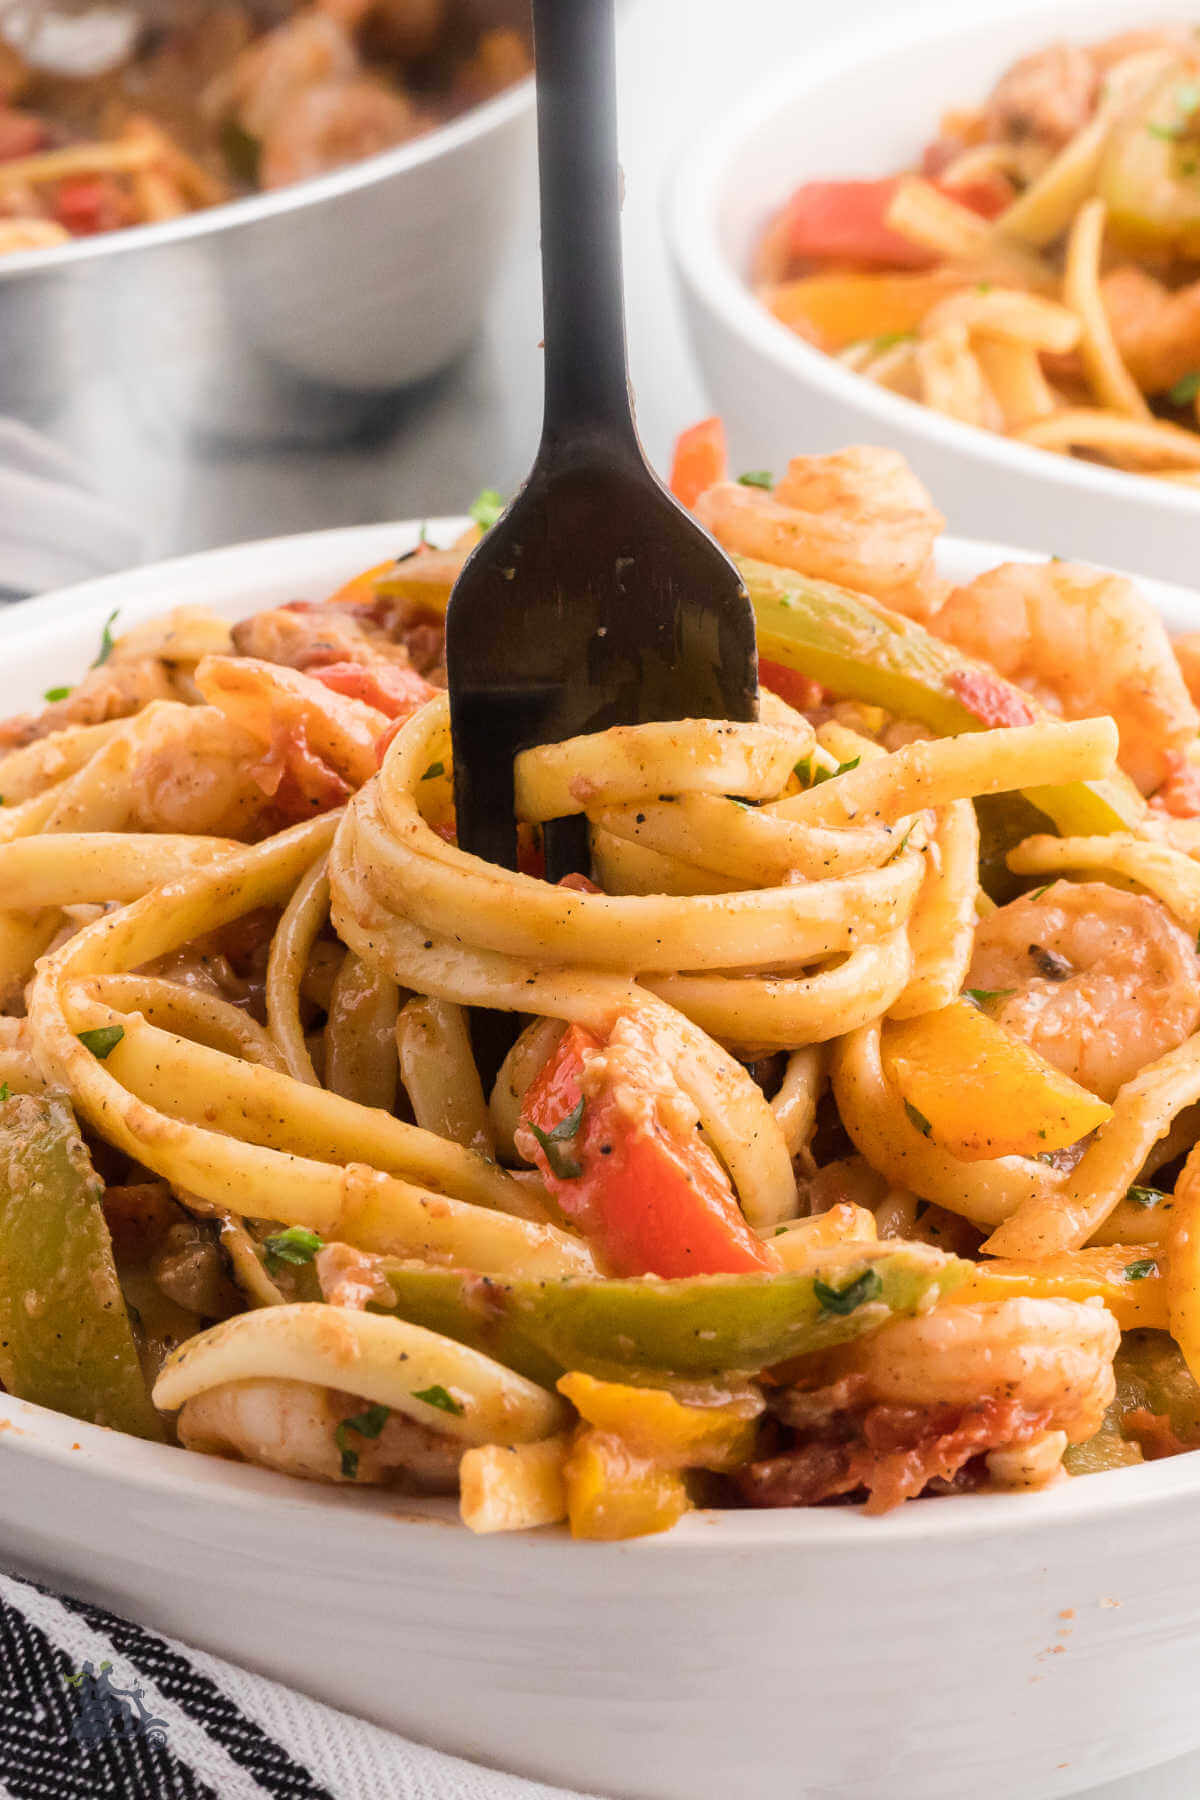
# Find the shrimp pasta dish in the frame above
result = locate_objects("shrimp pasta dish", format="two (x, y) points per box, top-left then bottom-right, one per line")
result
(0, 0), (529, 253)
(8, 433), (1200, 1540)
(757, 23), (1200, 483)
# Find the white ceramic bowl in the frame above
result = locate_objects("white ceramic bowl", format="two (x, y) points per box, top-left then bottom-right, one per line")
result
(3, 520), (1200, 1800)
(666, 0), (1200, 587)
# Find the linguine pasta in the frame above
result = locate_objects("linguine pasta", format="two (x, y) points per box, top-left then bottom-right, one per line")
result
(757, 26), (1200, 483)
(6, 438), (1200, 1536)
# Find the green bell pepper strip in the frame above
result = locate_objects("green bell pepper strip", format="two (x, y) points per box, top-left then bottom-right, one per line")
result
(741, 556), (1144, 836)
(0, 1092), (161, 1439)
(370, 1244), (970, 1385)
(1063, 1328), (1200, 1474)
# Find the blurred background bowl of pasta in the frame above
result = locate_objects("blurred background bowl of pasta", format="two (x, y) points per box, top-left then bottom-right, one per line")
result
(666, 0), (1200, 586)
(0, 0), (534, 440)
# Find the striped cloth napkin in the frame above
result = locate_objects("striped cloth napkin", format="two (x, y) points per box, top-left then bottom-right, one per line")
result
(0, 1570), (603, 1800)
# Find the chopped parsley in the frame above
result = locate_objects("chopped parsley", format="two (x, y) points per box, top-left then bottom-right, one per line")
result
(527, 1096), (586, 1180)
(904, 1099), (933, 1138)
(43, 686), (71, 704)
(335, 1403), (391, 1480)
(1170, 370), (1200, 406)
(853, 330), (916, 356)
(420, 761), (445, 781)
(737, 470), (774, 490)
(92, 608), (120, 667)
(1123, 1259), (1158, 1282)
(1027, 884), (1052, 902)
(77, 1025), (124, 1059)
(412, 1384), (464, 1416)
(469, 487), (505, 530)
(965, 987), (1015, 1007)
(797, 755), (861, 789)
(1126, 1185), (1167, 1211)
(263, 1225), (324, 1273)
(813, 1267), (883, 1316)
(1147, 120), (1185, 139)
(0, 1082), (9, 1102)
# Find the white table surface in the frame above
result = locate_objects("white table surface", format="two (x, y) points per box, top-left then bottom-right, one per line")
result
(17, 0), (1200, 1791)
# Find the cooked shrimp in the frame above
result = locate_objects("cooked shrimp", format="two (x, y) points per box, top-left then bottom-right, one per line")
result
(203, 9), (357, 140)
(740, 1297), (1117, 1511)
(122, 704), (273, 839)
(982, 43), (1099, 149)
(927, 561), (1198, 794)
(231, 602), (412, 671)
(968, 879), (1200, 1101)
(836, 1297), (1117, 1441)
(195, 654), (386, 803)
(1101, 265), (1200, 397)
(179, 1376), (461, 1488)
(259, 76), (421, 189)
(0, 657), (175, 751)
(692, 447), (948, 618)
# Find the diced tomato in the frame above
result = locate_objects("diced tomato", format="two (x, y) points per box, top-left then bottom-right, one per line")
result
(558, 871), (602, 894)
(782, 179), (934, 271)
(52, 176), (130, 237)
(669, 417), (727, 508)
(946, 668), (1036, 729)
(519, 1022), (776, 1278)
(311, 659), (435, 720)
(760, 658), (824, 712)
(938, 172), (1013, 220)
(0, 109), (43, 161)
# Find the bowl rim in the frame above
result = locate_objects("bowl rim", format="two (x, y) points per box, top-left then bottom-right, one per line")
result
(5, 511), (1200, 1552)
(663, 0), (1200, 519)
(0, 68), (534, 282)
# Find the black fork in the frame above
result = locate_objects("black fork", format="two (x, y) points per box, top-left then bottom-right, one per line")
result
(445, 0), (759, 883)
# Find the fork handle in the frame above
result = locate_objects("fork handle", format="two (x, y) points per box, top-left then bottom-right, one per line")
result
(531, 0), (638, 451)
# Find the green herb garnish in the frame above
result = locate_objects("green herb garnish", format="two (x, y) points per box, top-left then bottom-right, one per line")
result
(0, 1082), (9, 1102)
(77, 1025), (124, 1060)
(812, 755), (861, 787)
(737, 470), (774, 490)
(412, 1384), (464, 1417)
(794, 756), (813, 785)
(1126, 1186), (1167, 1211)
(904, 1100), (933, 1138)
(965, 988), (1015, 1007)
(91, 608), (120, 667)
(420, 761), (445, 781)
(813, 1267), (884, 1316)
(335, 1402), (391, 1479)
(469, 488), (505, 530)
(263, 1225), (324, 1273)
(1170, 370), (1200, 406)
(1027, 884), (1052, 902)
(527, 1096), (586, 1180)
(43, 686), (71, 704)
(1123, 1259), (1158, 1282)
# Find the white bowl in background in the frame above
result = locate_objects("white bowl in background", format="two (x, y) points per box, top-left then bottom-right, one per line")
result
(666, 0), (1200, 587)
(2, 519), (1200, 1800)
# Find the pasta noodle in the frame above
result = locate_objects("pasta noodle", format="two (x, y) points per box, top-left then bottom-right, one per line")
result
(4, 438), (1200, 1536)
(758, 30), (1200, 481)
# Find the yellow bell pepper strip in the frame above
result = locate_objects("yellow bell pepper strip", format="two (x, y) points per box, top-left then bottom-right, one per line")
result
(373, 1244), (969, 1385)
(1167, 1141), (1200, 1386)
(0, 1092), (161, 1438)
(557, 1372), (761, 1472)
(740, 555), (1143, 836)
(951, 1245), (1167, 1332)
(563, 1427), (691, 1540)
(881, 998), (1112, 1162)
